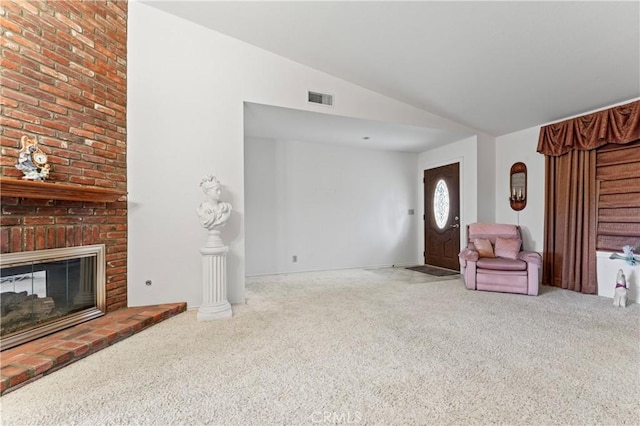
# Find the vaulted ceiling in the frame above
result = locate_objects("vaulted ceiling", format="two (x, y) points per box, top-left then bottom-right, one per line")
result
(145, 1), (639, 148)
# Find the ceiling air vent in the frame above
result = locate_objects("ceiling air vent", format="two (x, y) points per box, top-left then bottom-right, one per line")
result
(308, 91), (333, 107)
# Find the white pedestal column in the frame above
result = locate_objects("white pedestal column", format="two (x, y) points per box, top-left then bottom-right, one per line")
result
(197, 231), (232, 321)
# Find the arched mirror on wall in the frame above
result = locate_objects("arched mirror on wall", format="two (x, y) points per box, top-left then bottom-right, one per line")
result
(509, 162), (527, 211)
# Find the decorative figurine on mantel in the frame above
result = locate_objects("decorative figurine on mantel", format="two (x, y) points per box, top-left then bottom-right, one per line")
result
(196, 175), (233, 321)
(15, 135), (50, 180)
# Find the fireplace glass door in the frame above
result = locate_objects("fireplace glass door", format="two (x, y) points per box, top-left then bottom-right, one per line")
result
(1, 245), (105, 350)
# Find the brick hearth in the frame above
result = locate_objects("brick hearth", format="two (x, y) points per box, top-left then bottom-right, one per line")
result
(0, 303), (186, 396)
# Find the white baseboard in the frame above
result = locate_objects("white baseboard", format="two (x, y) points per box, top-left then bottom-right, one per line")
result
(244, 262), (433, 278)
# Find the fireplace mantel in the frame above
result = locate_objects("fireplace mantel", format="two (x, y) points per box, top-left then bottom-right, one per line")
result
(0, 177), (126, 203)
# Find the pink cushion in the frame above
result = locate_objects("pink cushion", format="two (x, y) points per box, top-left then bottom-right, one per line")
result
(468, 223), (520, 244)
(494, 237), (521, 259)
(474, 238), (495, 258)
(476, 257), (527, 271)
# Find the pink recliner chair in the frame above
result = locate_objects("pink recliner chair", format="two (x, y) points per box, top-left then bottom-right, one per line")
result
(458, 223), (541, 295)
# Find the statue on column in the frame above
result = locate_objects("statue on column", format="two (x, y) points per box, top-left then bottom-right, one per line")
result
(196, 175), (233, 320)
(197, 175), (232, 247)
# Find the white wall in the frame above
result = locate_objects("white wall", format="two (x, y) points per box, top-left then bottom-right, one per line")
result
(417, 136), (479, 265)
(494, 127), (545, 252)
(476, 133), (496, 223)
(245, 137), (418, 275)
(127, 2), (477, 307)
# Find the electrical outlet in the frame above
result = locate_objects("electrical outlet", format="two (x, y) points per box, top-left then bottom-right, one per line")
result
(292, 255), (297, 263)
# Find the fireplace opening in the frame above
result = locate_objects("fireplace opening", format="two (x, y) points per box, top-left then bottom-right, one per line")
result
(1, 244), (105, 350)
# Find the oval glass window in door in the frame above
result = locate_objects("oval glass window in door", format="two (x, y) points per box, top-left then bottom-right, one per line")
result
(433, 179), (450, 229)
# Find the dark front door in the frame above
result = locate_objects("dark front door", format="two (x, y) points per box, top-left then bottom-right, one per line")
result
(424, 163), (460, 270)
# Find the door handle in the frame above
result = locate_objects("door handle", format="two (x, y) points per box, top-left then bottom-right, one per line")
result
(450, 224), (460, 228)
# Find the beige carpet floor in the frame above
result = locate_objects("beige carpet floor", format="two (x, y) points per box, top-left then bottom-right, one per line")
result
(1, 268), (638, 425)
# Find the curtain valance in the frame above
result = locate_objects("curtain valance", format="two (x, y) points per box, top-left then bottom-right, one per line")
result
(537, 100), (640, 157)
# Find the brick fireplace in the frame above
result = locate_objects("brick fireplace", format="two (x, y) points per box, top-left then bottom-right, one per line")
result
(0, 2), (189, 395)
(1, 1), (128, 316)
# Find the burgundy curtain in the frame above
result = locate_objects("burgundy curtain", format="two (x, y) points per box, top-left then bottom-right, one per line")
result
(538, 100), (640, 294)
(543, 150), (597, 293)
(538, 100), (640, 156)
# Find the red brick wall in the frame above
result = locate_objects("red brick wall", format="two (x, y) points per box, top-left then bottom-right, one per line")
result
(0, 1), (128, 312)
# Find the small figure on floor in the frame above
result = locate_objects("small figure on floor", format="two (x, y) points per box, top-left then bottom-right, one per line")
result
(613, 269), (628, 308)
